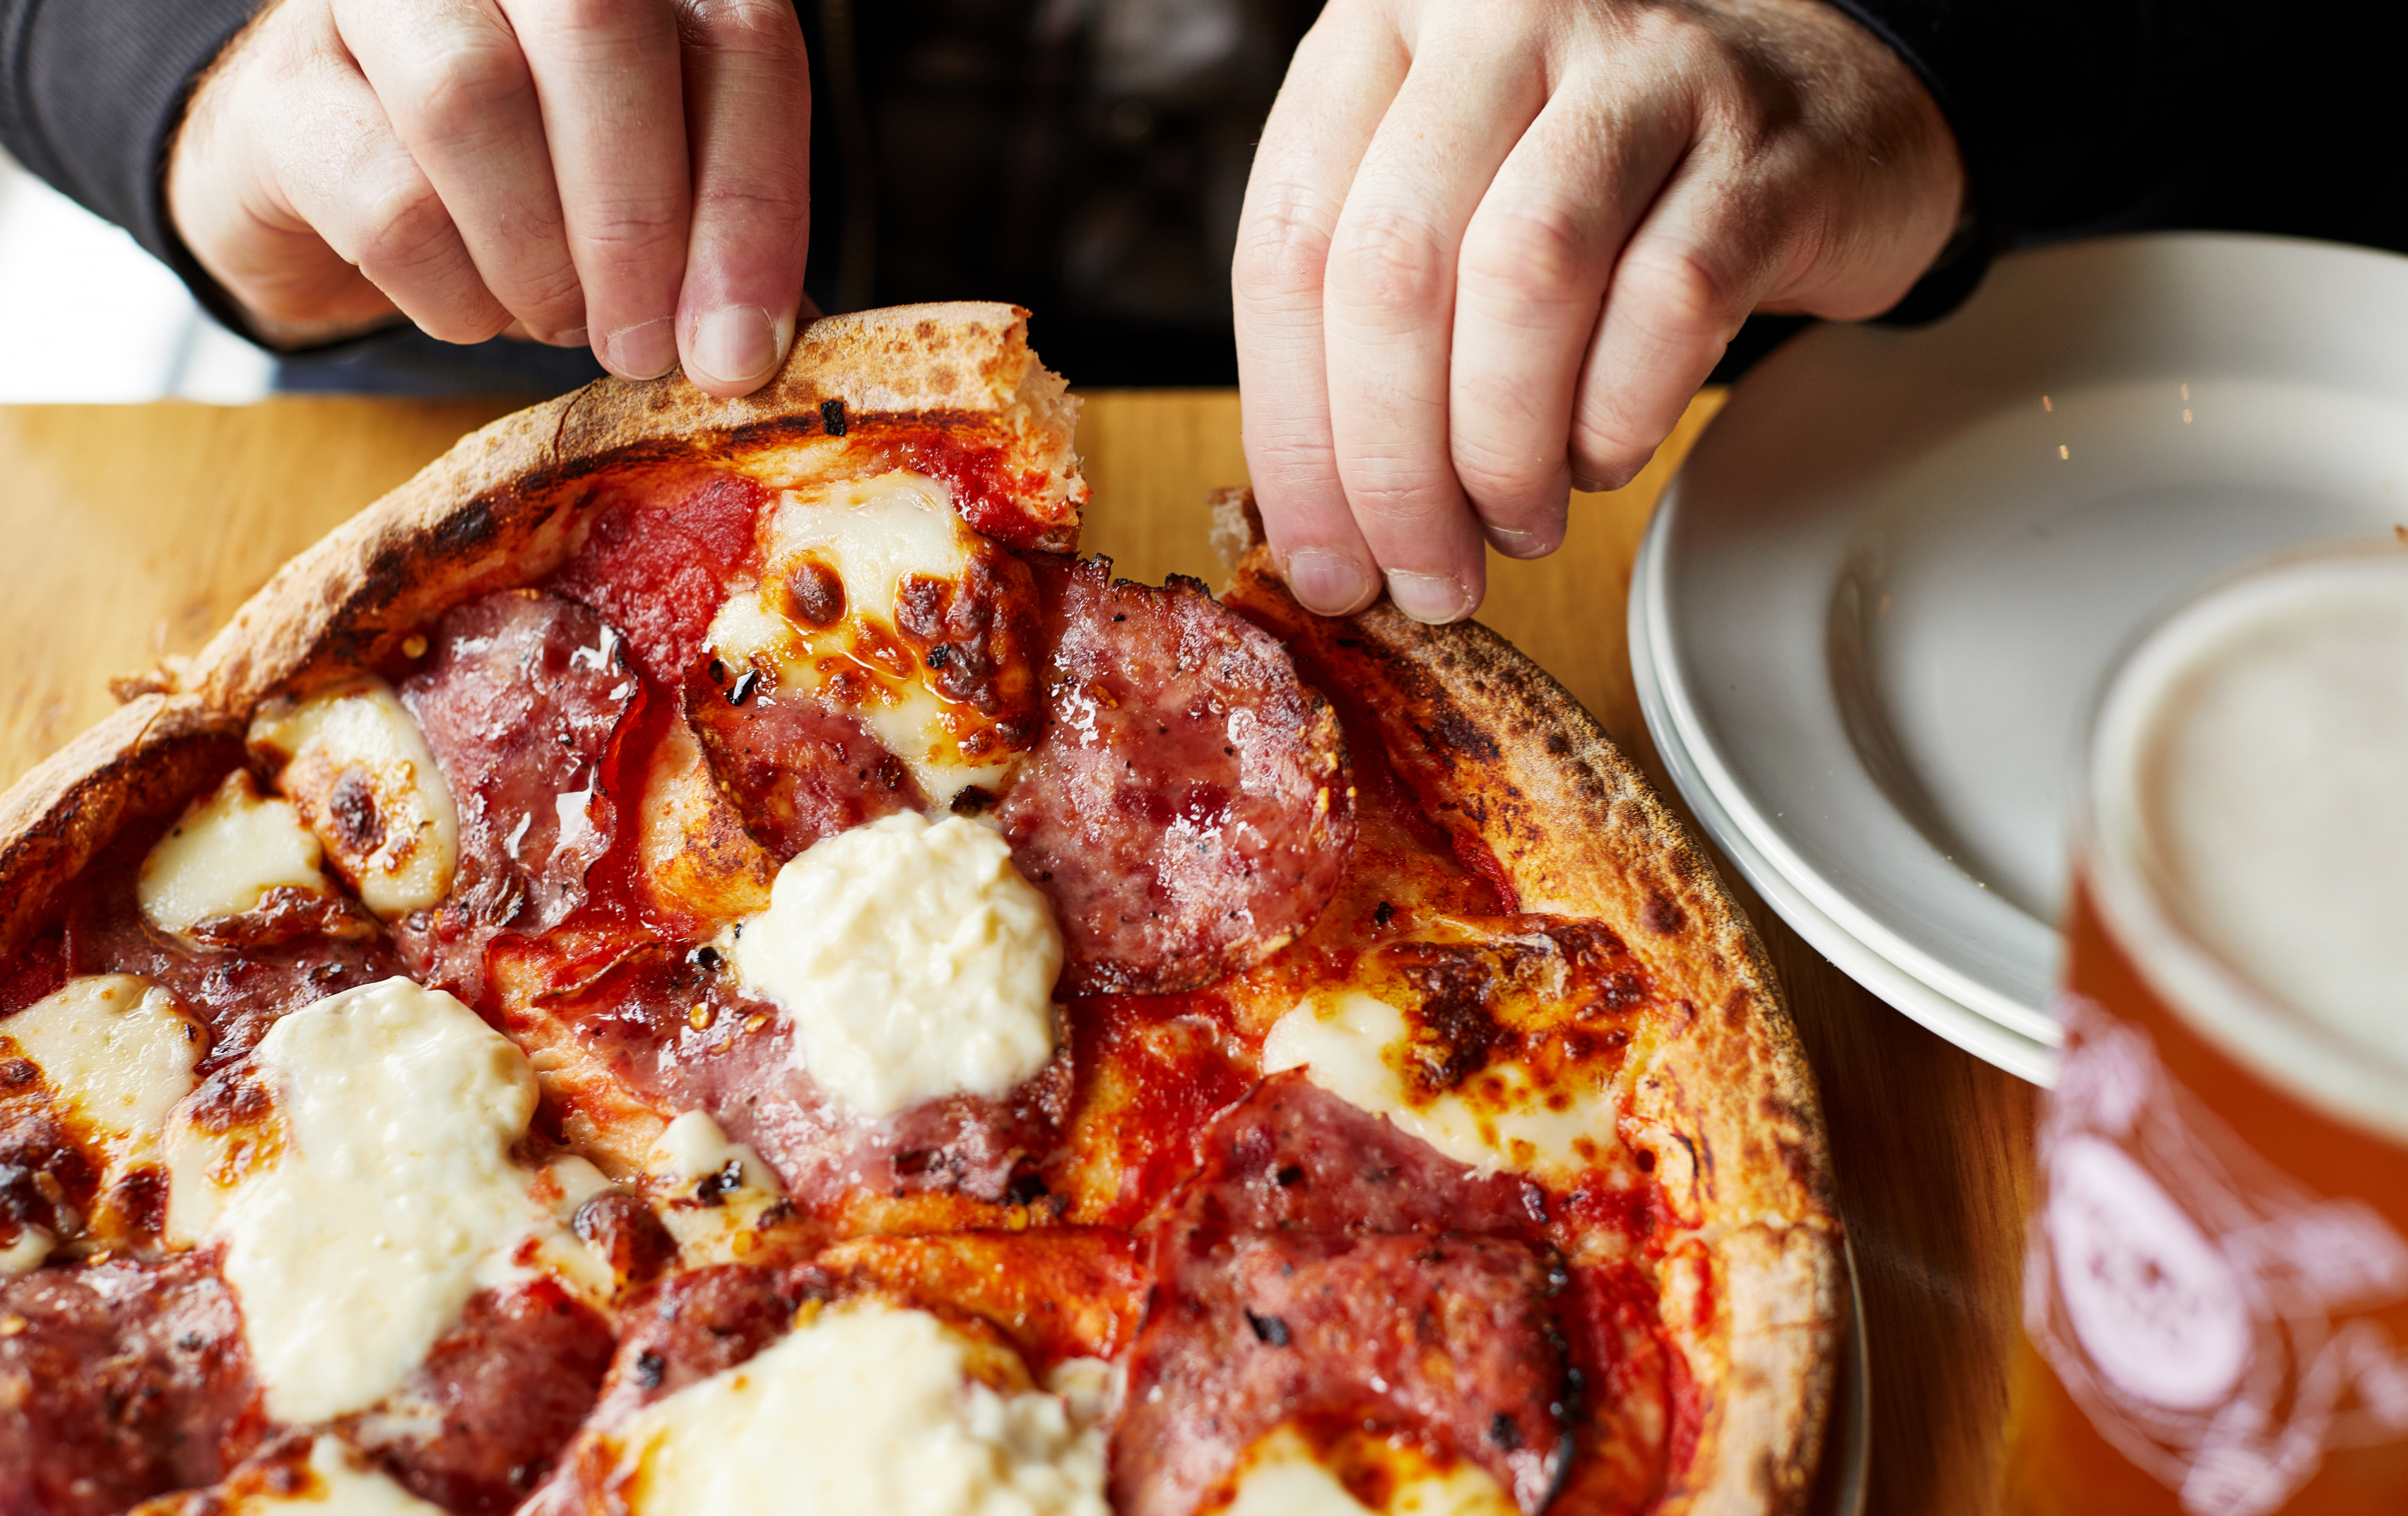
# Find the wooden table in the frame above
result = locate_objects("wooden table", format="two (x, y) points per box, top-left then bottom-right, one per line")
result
(0, 389), (2036, 1514)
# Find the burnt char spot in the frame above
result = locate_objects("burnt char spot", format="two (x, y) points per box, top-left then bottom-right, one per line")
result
(948, 785), (997, 817)
(1588, 969), (1649, 1014)
(1542, 920), (1628, 969)
(783, 558), (847, 628)
(820, 398), (847, 437)
(1243, 1310), (1291, 1347)
(109, 1166), (171, 1237)
(1431, 708), (1503, 763)
(1373, 901), (1394, 929)
(1491, 1411), (1523, 1450)
(326, 767), (385, 857)
(0, 1106), (100, 1241)
(1393, 946), (1507, 1094)
(633, 1351), (667, 1390)
(572, 1190), (676, 1288)
(694, 1160), (746, 1208)
(1641, 889), (1687, 937)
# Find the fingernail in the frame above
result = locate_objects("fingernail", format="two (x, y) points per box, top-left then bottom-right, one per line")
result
(691, 304), (783, 388)
(602, 318), (677, 380)
(1485, 524), (1556, 560)
(1285, 548), (1374, 616)
(1384, 568), (1473, 624)
(543, 326), (588, 349)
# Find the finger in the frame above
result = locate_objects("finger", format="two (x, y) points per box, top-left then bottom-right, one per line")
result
(506, 0), (691, 379)
(1569, 153), (1788, 491)
(167, 5), (406, 343)
(1318, 12), (1552, 623)
(1231, 6), (1405, 618)
(1448, 79), (1690, 556)
(334, 0), (587, 344)
(673, 0), (813, 396)
(269, 9), (510, 343)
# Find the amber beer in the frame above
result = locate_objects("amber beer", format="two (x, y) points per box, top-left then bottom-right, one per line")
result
(2006, 543), (2408, 1515)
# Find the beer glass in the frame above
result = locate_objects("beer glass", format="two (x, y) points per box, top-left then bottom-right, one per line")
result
(2006, 542), (2408, 1515)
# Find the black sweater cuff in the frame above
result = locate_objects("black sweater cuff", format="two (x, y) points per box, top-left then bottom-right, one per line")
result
(1817, 0), (2158, 323)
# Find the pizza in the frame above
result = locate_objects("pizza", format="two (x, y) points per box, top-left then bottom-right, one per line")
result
(0, 304), (1841, 1516)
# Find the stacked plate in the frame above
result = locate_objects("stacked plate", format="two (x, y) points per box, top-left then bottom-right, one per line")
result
(1631, 234), (2408, 1083)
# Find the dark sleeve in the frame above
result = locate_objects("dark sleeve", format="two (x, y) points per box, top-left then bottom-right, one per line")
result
(1825, 1), (2408, 323)
(1819, 0), (2164, 321)
(1, 0), (260, 311)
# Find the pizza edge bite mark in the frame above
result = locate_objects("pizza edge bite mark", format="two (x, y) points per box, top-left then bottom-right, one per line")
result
(0, 303), (1841, 1516)
(1212, 498), (1844, 1516)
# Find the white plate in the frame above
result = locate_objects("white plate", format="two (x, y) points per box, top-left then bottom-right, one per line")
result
(1631, 234), (2408, 1083)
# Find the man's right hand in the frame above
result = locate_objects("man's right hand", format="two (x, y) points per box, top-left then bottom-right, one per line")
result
(166, 0), (814, 396)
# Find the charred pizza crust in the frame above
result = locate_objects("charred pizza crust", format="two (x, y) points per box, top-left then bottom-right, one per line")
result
(0, 306), (1840, 1515)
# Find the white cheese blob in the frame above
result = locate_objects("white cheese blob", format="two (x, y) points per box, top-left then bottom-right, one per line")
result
(2, 974), (202, 1163)
(641, 1110), (789, 1265)
(612, 1300), (1107, 1516)
(0, 1227), (51, 1274)
(137, 771), (332, 941)
(1220, 1425), (1516, 1516)
(162, 977), (576, 1425)
(1263, 989), (1614, 1179)
(705, 470), (1024, 807)
(729, 812), (1060, 1118)
(249, 678), (459, 919)
(134, 1436), (449, 1516)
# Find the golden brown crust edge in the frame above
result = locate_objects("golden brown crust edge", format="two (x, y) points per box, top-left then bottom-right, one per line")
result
(0, 696), (244, 959)
(168, 302), (1084, 718)
(1218, 515), (1842, 1516)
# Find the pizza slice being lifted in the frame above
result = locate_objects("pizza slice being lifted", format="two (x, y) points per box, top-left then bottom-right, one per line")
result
(0, 304), (1842, 1516)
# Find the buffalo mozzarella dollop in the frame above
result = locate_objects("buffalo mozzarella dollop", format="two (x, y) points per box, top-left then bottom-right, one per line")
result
(136, 770), (335, 941)
(162, 977), (611, 1425)
(608, 1299), (1107, 1516)
(727, 811), (1061, 1119)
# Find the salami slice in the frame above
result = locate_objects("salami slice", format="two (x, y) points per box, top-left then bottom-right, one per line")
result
(998, 559), (1354, 995)
(682, 679), (919, 860)
(1114, 1075), (1569, 1516)
(0, 1254), (264, 1516)
(397, 591), (641, 997)
(353, 1279), (616, 1516)
(526, 943), (1068, 1209)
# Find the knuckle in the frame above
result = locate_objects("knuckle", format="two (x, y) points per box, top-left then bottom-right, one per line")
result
(1458, 201), (1597, 312)
(1450, 430), (1556, 505)
(1232, 184), (1338, 301)
(1324, 205), (1451, 315)
(402, 36), (532, 136)
(352, 177), (456, 276)
(1614, 238), (1749, 348)
(576, 194), (688, 254)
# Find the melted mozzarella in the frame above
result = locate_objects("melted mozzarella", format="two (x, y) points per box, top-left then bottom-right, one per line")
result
(641, 1110), (789, 1265)
(2, 974), (202, 1161)
(612, 1300), (1107, 1516)
(706, 469), (1023, 806)
(0, 1227), (51, 1274)
(162, 978), (589, 1424)
(137, 771), (332, 940)
(1262, 989), (1615, 1179)
(728, 812), (1060, 1118)
(249, 678), (459, 919)
(1221, 1426), (1515, 1516)
(139, 1437), (449, 1516)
